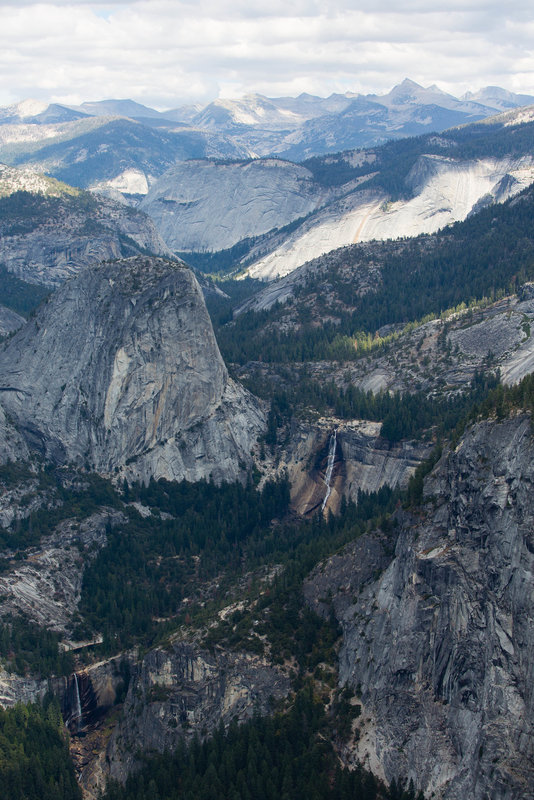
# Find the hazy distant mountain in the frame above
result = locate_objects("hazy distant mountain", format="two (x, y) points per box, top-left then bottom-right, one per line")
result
(0, 116), (250, 195)
(462, 86), (534, 111)
(159, 79), (530, 160)
(0, 99), (88, 125)
(1, 80), (533, 194)
(77, 99), (163, 119)
(275, 79), (504, 160)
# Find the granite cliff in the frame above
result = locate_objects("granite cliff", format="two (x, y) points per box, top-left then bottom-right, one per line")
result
(0, 256), (264, 483)
(70, 643), (290, 797)
(0, 174), (170, 287)
(305, 414), (534, 799)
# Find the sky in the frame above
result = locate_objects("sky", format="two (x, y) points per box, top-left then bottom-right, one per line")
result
(0, 0), (533, 110)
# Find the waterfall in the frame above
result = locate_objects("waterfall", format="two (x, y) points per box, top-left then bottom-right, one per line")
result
(73, 673), (83, 731)
(321, 430), (337, 511)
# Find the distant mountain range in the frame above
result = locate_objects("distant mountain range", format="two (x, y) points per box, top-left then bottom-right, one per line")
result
(1, 79), (533, 197)
(140, 105), (534, 280)
(1, 80), (534, 286)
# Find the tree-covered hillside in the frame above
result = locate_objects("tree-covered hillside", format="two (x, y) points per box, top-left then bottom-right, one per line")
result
(211, 184), (534, 365)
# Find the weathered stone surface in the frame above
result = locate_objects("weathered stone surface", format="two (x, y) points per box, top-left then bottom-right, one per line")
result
(244, 156), (534, 280)
(0, 192), (170, 287)
(0, 667), (48, 708)
(0, 509), (124, 634)
(307, 415), (534, 799)
(0, 404), (29, 465)
(75, 642), (290, 796)
(263, 417), (431, 515)
(140, 158), (331, 253)
(0, 304), (25, 336)
(0, 256), (264, 483)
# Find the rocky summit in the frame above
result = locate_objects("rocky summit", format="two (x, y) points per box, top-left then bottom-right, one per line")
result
(0, 256), (264, 483)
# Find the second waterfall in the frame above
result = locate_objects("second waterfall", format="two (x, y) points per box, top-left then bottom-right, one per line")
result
(321, 430), (337, 511)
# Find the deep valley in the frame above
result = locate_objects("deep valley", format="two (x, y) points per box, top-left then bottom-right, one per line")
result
(0, 85), (534, 800)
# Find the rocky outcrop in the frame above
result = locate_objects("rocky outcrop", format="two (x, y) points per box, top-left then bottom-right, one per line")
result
(265, 417), (431, 515)
(0, 403), (30, 465)
(0, 186), (170, 287)
(140, 158), (331, 253)
(70, 642), (290, 797)
(0, 256), (264, 483)
(244, 155), (534, 280)
(305, 414), (534, 799)
(0, 304), (25, 336)
(0, 509), (124, 634)
(0, 667), (48, 708)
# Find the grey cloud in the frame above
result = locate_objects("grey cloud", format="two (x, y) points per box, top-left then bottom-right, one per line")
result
(0, 0), (532, 108)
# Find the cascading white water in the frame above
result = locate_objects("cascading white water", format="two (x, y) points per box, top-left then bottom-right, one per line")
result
(73, 673), (82, 730)
(321, 430), (337, 511)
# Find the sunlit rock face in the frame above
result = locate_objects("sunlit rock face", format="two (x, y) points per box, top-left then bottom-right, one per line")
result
(245, 155), (534, 280)
(0, 255), (264, 483)
(139, 158), (331, 253)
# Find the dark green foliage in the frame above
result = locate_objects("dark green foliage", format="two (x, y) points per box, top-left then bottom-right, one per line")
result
(404, 371), (534, 505)
(302, 152), (374, 187)
(0, 697), (81, 800)
(203, 277), (263, 328)
(0, 264), (50, 316)
(406, 446), (443, 507)
(0, 615), (73, 678)
(264, 394), (291, 448)
(443, 118), (534, 161)
(457, 370), (534, 431)
(180, 213), (316, 277)
(77, 472), (402, 661)
(331, 687), (361, 740)
(378, 371), (499, 442)
(250, 371), (499, 444)
(0, 470), (120, 552)
(102, 690), (388, 800)
(303, 119), (534, 199)
(0, 461), (35, 487)
(0, 190), (96, 236)
(78, 477), (291, 652)
(178, 238), (261, 275)
(203, 485), (399, 666)
(388, 778), (424, 800)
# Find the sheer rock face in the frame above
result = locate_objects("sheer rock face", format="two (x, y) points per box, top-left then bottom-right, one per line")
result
(305, 415), (534, 800)
(62, 643), (289, 797)
(0, 304), (25, 336)
(139, 158), (329, 253)
(104, 644), (290, 788)
(0, 509), (124, 635)
(0, 403), (29, 464)
(0, 256), (264, 482)
(268, 418), (432, 515)
(0, 195), (171, 287)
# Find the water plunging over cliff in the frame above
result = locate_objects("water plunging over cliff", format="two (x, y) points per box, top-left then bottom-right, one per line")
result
(73, 673), (82, 731)
(322, 430), (337, 511)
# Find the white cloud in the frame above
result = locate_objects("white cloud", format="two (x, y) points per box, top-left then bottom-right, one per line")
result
(0, 0), (532, 108)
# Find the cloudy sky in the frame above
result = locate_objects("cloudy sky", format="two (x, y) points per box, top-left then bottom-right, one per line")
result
(1, 0), (533, 109)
